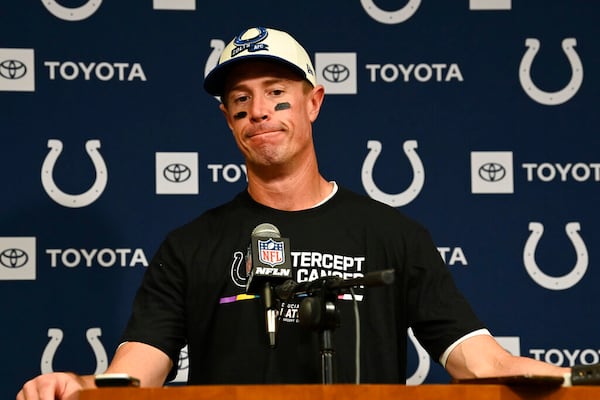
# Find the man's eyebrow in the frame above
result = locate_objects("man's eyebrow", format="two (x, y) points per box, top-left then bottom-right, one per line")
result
(229, 77), (291, 92)
(262, 77), (290, 86)
(224, 76), (296, 102)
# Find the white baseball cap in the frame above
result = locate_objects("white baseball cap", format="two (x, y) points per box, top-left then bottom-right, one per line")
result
(204, 27), (316, 96)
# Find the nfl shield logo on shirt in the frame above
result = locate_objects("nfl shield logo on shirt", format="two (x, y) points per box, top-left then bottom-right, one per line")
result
(258, 238), (285, 267)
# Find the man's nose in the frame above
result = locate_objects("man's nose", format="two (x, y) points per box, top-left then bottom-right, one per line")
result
(249, 97), (270, 122)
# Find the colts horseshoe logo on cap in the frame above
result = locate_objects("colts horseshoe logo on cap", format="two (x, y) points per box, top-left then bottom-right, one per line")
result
(232, 27), (269, 54)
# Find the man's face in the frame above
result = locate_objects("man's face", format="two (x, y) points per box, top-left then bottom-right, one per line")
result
(219, 60), (323, 170)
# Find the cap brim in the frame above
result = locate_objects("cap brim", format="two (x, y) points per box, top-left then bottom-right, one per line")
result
(203, 54), (311, 97)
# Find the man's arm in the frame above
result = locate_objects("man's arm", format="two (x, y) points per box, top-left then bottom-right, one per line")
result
(445, 334), (569, 379)
(16, 342), (172, 400)
(104, 341), (172, 386)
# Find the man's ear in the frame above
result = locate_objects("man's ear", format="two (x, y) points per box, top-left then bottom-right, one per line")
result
(308, 85), (325, 123)
(220, 102), (234, 131)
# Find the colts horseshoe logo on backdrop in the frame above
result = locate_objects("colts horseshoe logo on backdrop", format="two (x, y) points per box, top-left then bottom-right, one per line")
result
(361, 140), (424, 207)
(360, 0), (421, 24)
(41, 139), (108, 208)
(205, 39), (225, 102)
(41, 328), (108, 374)
(519, 38), (583, 106)
(40, 0), (103, 21)
(523, 222), (588, 290)
(406, 327), (430, 385)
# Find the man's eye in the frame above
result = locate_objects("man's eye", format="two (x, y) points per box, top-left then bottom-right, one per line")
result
(271, 89), (284, 96)
(234, 95), (249, 103)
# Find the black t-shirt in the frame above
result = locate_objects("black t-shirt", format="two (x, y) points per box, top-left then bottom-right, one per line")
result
(121, 186), (484, 384)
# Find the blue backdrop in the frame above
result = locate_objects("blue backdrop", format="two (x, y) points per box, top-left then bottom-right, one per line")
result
(1, 1), (599, 397)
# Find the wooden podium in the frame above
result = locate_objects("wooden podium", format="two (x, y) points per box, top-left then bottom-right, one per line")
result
(80, 384), (600, 400)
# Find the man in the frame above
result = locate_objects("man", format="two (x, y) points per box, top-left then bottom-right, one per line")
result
(17, 26), (569, 400)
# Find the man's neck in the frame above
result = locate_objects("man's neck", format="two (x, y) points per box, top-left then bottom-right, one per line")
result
(246, 159), (333, 211)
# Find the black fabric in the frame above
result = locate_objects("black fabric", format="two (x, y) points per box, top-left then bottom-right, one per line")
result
(121, 186), (485, 384)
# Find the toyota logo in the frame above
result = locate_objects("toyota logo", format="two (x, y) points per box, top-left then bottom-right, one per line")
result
(322, 64), (350, 83)
(478, 162), (506, 182)
(0, 248), (29, 269)
(163, 163), (191, 183)
(0, 59), (27, 80)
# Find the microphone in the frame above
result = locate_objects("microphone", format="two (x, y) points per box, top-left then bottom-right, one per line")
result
(245, 223), (292, 348)
(327, 269), (395, 290)
(274, 269), (396, 301)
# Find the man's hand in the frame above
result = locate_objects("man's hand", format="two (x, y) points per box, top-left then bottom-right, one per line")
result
(446, 334), (569, 379)
(16, 341), (171, 400)
(17, 372), (92, 400)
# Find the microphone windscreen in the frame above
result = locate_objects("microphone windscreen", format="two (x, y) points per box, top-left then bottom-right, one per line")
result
(252, 223), (281, 238)
(246, 223), (292, 294)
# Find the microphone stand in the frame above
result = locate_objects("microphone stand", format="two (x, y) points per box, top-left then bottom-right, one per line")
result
(297, 278), (340, 384)
(277, 269), (395, 384)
